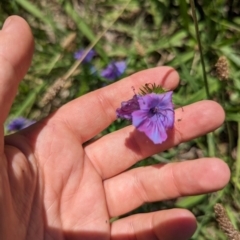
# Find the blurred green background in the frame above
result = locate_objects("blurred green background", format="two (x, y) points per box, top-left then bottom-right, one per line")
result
(1, 0), (240, 239)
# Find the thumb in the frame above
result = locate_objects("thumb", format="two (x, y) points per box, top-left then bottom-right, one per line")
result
(0, 16), (34, 142)
(0, 16), (34, 153)
(0, 16), (34, 127)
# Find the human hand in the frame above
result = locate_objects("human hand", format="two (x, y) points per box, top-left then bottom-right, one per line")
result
(0, 16), (230, 240)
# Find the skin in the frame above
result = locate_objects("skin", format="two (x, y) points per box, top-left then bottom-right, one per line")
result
(0, 16), (230, 240)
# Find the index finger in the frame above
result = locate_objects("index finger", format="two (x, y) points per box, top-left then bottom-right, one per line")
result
(56, 67), (179, 143)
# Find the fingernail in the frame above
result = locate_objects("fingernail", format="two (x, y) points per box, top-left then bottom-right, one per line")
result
(162, 68), (180, 90)
(2, 17), (12, 30)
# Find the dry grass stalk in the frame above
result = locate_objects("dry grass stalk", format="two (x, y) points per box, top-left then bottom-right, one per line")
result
(214, 203), (240, 240)
(134, 41), (145, 56)
(39, 32), (78, 107)
(39, 77), (66, 107)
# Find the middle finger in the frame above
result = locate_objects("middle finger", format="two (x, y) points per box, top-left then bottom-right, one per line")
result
(84, 100), (224, 179)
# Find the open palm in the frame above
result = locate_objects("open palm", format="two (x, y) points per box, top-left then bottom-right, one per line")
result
(0, 16), (230, 240)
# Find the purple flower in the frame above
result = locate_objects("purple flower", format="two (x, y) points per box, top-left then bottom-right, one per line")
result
(132, 92), (174, 144)
(74, 49), (96, 63)
(117, 91), (174, 144)
(116, 95), (140, 120)
(7, 117), (35, 132)
(101, 61), (126, 81)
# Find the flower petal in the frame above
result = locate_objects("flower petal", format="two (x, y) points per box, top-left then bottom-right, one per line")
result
(101, 60), (127, 81)
(159, 108), (175, 129)
(132, 110), (168, 144)
(157, 91), (174, 109)
(114, 61), (127, 75)
(74, 49), (95, 63)
(7, 117), (35, 132)
(116, 95), (140, 120)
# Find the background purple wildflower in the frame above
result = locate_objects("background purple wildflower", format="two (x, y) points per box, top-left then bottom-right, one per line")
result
(74, 49), (96, 63)
(101, 60), (126, 81)
(131, 92), (174, 144)
(7, 117), (35, 132)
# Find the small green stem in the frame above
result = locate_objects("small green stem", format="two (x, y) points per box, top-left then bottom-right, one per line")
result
(236, 122), (240, 185)
(190, 0), (210, 99)
(190, 0), (215, 160)
(207, 132), (216, 157)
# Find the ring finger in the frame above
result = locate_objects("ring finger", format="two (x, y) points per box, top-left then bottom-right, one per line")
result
(104, 158), (230, 217)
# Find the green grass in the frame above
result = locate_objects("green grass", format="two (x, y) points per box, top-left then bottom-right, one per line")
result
(1, 0), (240, 239)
